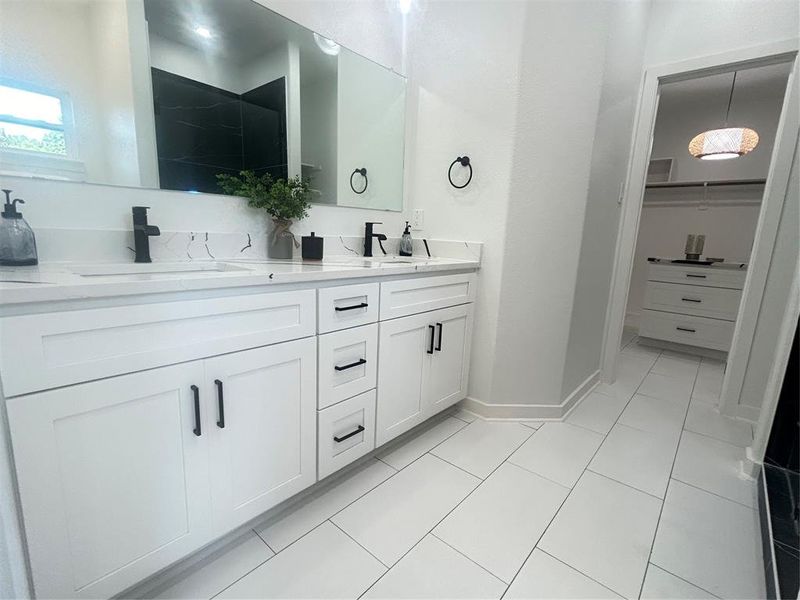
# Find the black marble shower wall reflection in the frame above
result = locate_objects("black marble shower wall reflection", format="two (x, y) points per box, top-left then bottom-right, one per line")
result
(151, 68), (288, 194)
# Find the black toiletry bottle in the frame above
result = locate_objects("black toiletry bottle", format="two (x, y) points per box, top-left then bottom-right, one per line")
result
(301, 232), (324, 260)
(399, 221), (412, 256)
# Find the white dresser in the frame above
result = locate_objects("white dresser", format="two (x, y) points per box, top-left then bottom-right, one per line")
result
(639, 261), (747, 352)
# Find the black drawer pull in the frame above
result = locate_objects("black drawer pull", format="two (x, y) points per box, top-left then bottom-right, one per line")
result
(686, 274), (707, 279)
(676, 326), (696, 333)
(191, 385), (201, 436)
(428, 325), (435, 354)
(681, 297), (702, 303)
(214, 379), (225, 428)
(335, 302), (368, 312)
(334, 358), (367, 371)
(334, 425), (365, 443)
(435, 322), (443, 351)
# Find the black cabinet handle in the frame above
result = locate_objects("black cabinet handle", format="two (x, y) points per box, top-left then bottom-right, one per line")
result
(214, 379), (225, 429)
(681, 297), (702, 303)
(686, 274), (707, 279)
(427, 325), (435, 354)
(335, 302), (368, 312)
(334, 425), (365, 443)
(191, 385), (201, 436)
(435, 322), (443, 351)
(335, 358), (367, 371)
(676, 326), (696, 333)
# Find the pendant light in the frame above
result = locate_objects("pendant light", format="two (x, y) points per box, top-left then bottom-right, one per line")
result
(688, 71), (759, 160)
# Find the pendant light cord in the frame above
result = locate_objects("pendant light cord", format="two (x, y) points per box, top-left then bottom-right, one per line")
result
(724, 71), (737, 127)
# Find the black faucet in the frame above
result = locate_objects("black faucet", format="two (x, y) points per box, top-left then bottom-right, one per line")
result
(132, 206), (160, 263)
(364, 222), (387, 257)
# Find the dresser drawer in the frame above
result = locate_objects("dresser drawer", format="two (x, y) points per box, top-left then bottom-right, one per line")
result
(648, 264), (746, 289)
(318, 283), (379, 333)
(318, 324), (378, 409)
(643, 282), (742, 321)
(318, 390), (376, 480)
(639, 310), (734, 351)
(0, 290), (316, 397)
(379, 273), (477, 320)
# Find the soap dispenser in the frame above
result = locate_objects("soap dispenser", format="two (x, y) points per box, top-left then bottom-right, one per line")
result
(399, 221), (413, 257)
(0, 189), (38, 266)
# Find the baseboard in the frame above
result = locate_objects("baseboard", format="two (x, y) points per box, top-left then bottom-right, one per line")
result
(624, 311), (641, 329)
(460, 370), (601, 421)
(737, 403), (760, 423)
(636, 336), (728, 360)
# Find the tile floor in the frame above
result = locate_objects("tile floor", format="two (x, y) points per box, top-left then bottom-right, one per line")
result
(150, 334), (763, 600)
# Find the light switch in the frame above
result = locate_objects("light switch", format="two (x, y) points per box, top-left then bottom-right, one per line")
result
(412, 209), (425, 231)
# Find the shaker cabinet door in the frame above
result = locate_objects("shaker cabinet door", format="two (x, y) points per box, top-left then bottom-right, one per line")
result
(425, 304), (474, 416)
(7, 362), (213, 599)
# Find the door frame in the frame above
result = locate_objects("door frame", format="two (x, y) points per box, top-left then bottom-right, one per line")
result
(600, 39), (799, 421)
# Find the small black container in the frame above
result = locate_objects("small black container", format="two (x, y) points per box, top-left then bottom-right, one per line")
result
(301, 232), (324, 260)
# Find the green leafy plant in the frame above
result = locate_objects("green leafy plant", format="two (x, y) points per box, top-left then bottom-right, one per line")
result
(216, 171), (311, 223)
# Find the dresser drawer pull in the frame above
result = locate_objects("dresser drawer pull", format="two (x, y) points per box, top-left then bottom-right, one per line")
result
(214, 379), (225, 429)
(335, 302), (368, 312)
(685, 274), (707, 279)
(681, 297), (702, 303)
(676, 326), (696, 333)
(334, 358), (367, 371)
(191, 385), (201, 436)
(334, 425), (365, 443)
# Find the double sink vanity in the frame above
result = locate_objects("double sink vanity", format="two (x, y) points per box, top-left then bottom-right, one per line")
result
(0, 250), (479, 598)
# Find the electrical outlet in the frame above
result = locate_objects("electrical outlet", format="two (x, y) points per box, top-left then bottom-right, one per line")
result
(412, 209), (425, 231)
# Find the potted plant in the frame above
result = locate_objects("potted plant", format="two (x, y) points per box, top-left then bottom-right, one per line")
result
(217, 171), (311, 259)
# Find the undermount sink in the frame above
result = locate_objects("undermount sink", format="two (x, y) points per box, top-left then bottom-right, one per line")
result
(71, 262), (251, 277)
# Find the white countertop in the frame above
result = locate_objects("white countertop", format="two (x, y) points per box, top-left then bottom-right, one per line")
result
(0, 255), (479, 305)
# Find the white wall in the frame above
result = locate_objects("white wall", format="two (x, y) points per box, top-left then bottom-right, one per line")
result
(148, 34), (243, 93)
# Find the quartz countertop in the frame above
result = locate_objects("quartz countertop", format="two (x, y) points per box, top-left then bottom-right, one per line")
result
(647, 257), (748, 270)
(0, 255), (480, 306)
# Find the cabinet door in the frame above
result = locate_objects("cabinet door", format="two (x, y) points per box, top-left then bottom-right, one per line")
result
(7, 363), (212, 599)
(206, 337), (317, 532)
(376, 311), (434, 446)
(425, 304), (474, 416)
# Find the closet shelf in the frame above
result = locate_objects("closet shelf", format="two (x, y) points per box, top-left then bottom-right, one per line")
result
(645, 178), (766, 189)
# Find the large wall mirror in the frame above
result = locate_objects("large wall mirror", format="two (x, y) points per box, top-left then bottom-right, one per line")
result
(0, 0), (406, 211)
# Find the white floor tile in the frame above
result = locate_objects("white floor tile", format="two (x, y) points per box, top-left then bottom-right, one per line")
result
(505, 549), (623, 599)
(154, 532), (273, 600)
(255, 458), (395, 551)
(539, 471), (662, 599)
(566, 390), (629, 435)
(640, 564), (716, 599)
(651, 354), (699, 381)
(377, 417), (467, 470)
(430, 420), (533, 479)
(619, 354), (655, 380)
(452, 407), (478, 423)
(621, 326), (638, 349)
(638, 372), (694, 406)
(618, 393), (687, 439)
(651, 480), (764, 599)
(332, 453), (479, 565)
(596, 380), (638, 403)
(362, 535), (505, 599)
(684, 401), (753, 447)
(672, 431), (756, 508)
(589, 424), (678, 498)
(434, 462), (569, 582)
(520, 420), (545, 429)
(621, 341), (662, 363)
(692, 361), (724, 404)
(216, 522), (385, 599)
(508, 422), (603, 488)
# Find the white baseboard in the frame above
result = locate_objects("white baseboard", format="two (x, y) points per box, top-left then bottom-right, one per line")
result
(624, 311), (641, 329)
(460, 370), (601, 421)
(737, 403), (760, 423)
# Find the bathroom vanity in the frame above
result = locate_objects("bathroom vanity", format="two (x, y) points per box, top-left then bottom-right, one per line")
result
(0, 257), (478, 598)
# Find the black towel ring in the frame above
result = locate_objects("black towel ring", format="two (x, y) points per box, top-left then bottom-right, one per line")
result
(350, 168), (368, 194)
(448, 156), (472, 189)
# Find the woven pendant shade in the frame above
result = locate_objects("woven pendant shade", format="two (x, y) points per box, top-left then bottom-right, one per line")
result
(688, 127), (760, 160)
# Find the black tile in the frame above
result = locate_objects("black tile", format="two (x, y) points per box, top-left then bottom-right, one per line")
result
(774, 542), (800, 599)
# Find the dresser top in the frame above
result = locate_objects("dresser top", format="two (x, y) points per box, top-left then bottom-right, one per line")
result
(647, 257), (748, 271)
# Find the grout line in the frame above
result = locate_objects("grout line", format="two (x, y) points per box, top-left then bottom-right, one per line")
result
(668, 477), (757, 511)
(503, 458), (573, 492)
(585, 467), (667, 501)
(430, 532), (509, 586)
(646, 562), (723, 599)
(538, 548), (627, 599)
(428, 452), (491, 481)
(681, 424), (753, 448)
(251, 528), (277, 555)
(329, 519), (391, 569)
(206, 554), (275, 600)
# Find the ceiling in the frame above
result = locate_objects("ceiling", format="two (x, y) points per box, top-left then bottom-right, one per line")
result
(659, 61), (793, 103)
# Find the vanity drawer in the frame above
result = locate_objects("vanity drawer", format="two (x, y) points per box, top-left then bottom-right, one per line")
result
(379, 272), (477, 320)
(639, 310), (734, 351)
(318, 283), (379, 333)
(643, 282), (742, 321)
(0, 290), (316, 397)
(318, 389), (376, 480)
(648, 264), (746, 289)
(318, 324), (378, 409)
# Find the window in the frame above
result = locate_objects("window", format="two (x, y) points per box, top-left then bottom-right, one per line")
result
(0, 83), (67, 156)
